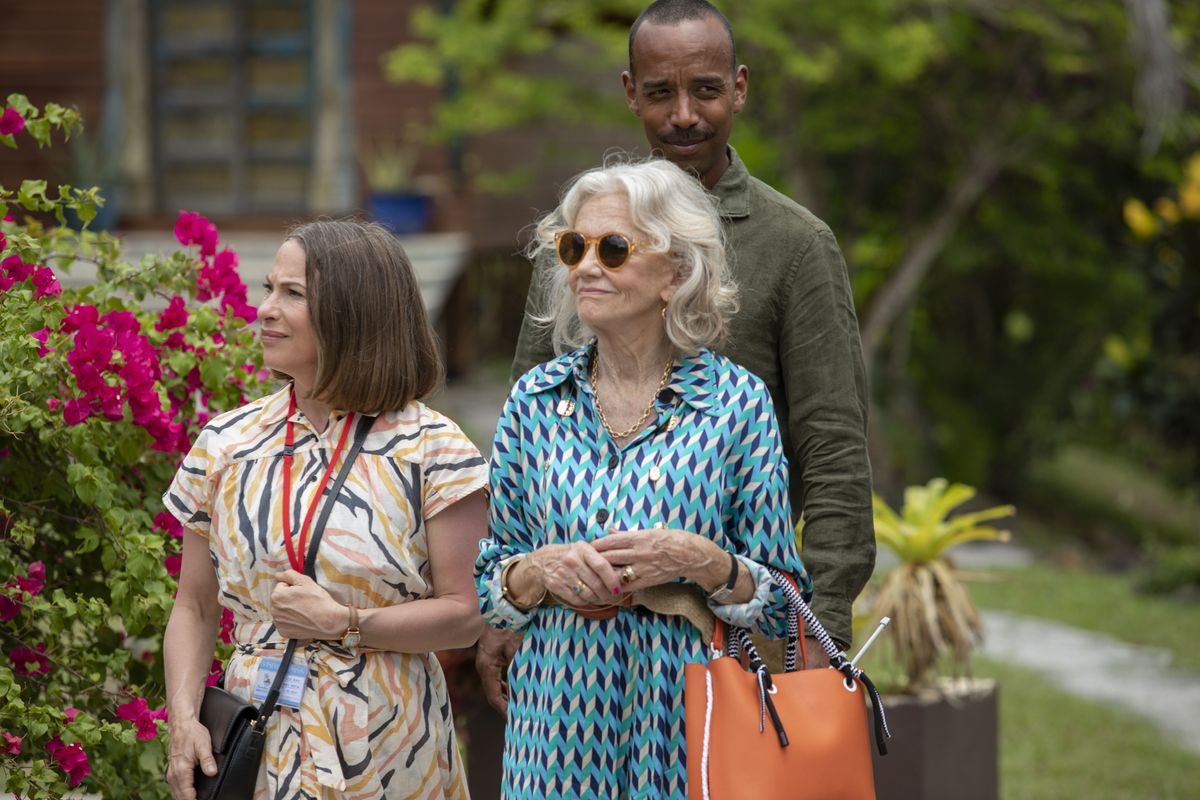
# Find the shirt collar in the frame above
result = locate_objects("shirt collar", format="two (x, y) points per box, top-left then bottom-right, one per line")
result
(524, 344), (719, 417)
(709, 146), (751, 220)
(255, 384), (350, 429)
(257, 384), (294, 428)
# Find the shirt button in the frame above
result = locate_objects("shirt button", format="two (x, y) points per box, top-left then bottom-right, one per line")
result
(607, 454), (619, 470)
(596, 509), (610, 525)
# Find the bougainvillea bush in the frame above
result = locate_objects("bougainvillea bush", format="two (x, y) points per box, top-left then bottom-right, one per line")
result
(0, 94), (268, 798)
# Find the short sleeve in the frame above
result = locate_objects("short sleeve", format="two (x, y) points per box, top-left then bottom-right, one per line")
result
(163, 426), (217, 538)
(420, 409), (488, 520)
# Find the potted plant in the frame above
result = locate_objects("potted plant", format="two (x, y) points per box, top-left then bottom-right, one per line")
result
(361, 125), (434, 235)
(863, 478), (1014, 800)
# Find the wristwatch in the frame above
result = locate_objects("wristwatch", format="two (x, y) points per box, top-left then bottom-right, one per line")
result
(707, 552), (740, 604)
(341, 604), (361, 650)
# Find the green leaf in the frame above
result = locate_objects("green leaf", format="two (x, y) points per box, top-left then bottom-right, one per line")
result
(0, 134), (15, 150)
(17, 178), (50, 211)
(199, 357), (228, 390)
(24, 117), (51, 148)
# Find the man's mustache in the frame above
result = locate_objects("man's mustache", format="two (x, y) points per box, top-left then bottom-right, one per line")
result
(658, 128), (714, 146)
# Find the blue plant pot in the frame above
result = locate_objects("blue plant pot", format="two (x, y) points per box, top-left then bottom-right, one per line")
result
(368, 192), (433, 235)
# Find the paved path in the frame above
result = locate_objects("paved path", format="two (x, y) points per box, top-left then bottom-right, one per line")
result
(981, 610), (1200, 753)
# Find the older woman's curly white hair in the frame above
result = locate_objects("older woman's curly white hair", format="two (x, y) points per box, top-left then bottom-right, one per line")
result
(529, 157), (738, 355)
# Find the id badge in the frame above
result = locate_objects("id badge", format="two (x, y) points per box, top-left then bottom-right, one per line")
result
(252, 656), (308, 710)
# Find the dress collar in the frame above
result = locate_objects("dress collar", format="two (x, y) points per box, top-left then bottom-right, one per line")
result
(524, 343), (719, 417)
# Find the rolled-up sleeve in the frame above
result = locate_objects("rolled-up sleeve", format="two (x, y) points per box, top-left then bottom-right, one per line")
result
(475, 390), (539, 631)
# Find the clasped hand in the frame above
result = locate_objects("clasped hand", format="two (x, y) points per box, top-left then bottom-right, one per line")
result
(269, 570), (348, 640)
(528, 528), (714, 606)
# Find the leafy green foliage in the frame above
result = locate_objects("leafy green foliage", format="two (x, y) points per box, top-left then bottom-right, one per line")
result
(384, 1), (1200, 506)
(0, 96), (265, 797)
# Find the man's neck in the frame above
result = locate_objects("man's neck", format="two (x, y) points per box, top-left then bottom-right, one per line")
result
(699, 146), (733, 190)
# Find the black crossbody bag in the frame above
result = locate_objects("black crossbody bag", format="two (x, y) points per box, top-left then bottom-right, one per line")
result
(191, 414), (374, 800)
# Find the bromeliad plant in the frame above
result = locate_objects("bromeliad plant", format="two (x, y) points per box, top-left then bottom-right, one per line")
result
(869, 478), (1014, 692)
(0, 94), (266, 798)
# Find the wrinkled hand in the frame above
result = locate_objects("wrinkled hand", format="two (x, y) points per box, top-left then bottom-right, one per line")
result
(270, 570), (347, 640)
(591, 528), (716, 591)
(476, 626), (522, 715)
(166, 717), (216, 800)
(528, 542), (623, 606)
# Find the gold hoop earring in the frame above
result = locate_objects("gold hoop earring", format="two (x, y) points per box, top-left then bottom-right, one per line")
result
(661, 305), (667, 320)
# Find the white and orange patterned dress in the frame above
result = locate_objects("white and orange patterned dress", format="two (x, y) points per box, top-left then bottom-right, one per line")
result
(165, 385), (487, 799)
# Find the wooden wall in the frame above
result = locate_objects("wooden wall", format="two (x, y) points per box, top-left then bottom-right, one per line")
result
(0, 0), (106, 204)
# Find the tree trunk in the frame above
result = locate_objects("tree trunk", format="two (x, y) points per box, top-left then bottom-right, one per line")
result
(859, 139), (1009, 371)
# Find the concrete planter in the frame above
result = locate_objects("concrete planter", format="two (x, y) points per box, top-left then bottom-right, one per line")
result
(872, 678), (999, 800)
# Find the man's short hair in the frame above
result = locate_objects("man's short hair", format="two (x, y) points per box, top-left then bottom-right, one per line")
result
(283, 219), (442, 414)
(628, 0), (737, 74)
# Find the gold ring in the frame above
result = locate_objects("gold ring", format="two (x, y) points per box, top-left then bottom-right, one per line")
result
(572, 579), (586, 595)
(621, 565), (637, 585)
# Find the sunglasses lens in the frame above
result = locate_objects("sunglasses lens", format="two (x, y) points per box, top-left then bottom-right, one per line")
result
(558, 232), (586, 266)
(597, 234), (631, 269)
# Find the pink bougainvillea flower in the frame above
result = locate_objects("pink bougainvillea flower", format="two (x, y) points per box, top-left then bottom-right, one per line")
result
(116, 696), (167, 742)
(9, 643), (52, 676)
(1, 254), (33, 282)
(63, 707), (81, 723)
(63, 398), (92, 426)
(206, 657), (225, 687)
(174, 210), (219, 257)
(163, 552), (182, 577)
(0, 107), (25, 136)
(16, 561), (44, 596)
(155, 294), (189, 332)
(60, 303), (99, 333)
(2, 730), (21, 755)
(153, 511), (184, 539)
(31, 265), (62, 299)
(220, 606), (235, 644)
(29, 327), (51, 356)
(46, 397), (63, 412)
(46, 736), (90, 787)
(0, 594), (20, 622)
(114, 700), (168, 743)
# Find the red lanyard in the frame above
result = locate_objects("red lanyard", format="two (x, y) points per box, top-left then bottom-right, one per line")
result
(280, 389), (356, 573)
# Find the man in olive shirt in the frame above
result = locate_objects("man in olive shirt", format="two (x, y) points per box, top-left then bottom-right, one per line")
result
(477, 0), (874, 712)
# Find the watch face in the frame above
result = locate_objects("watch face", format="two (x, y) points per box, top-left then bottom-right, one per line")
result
(342, 630), (361, 649)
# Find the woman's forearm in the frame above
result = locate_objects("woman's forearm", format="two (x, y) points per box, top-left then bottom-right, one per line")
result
(164, 601), (221, 723)
(357, 594), (482, 653)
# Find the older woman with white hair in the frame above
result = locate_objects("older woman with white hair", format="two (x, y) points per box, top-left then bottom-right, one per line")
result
(475, 158), (810, 798)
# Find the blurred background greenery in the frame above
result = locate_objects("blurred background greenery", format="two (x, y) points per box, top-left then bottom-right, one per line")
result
(391, 0), (1200, 597)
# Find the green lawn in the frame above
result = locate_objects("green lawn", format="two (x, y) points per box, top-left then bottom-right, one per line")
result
(967, 563), (1200, 672)
(977, 658), (1200, 800)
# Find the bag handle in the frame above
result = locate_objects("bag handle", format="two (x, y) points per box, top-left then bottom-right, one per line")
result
(714, 567), (891, 755)
(254, 414), (375, 726)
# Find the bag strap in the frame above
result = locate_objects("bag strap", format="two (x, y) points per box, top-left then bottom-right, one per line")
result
(715, 567), (892, 755)
(254, 413), (375, 725)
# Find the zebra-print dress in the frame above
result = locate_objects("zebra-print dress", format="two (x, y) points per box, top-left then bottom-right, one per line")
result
(165, 385), (487, 799)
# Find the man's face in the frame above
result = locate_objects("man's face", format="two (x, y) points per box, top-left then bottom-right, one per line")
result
(623, 16), (748, 189)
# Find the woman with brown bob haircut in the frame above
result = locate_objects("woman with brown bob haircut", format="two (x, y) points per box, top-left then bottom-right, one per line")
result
(163, 219), (488, 800)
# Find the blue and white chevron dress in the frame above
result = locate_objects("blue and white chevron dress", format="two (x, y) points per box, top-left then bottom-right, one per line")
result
(476, 345), (809, 799)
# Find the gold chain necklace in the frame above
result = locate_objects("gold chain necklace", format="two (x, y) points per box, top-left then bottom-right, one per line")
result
(590, 354), (674, 440)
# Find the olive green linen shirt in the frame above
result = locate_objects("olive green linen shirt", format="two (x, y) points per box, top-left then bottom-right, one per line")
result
(509, 148), (875, 649)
